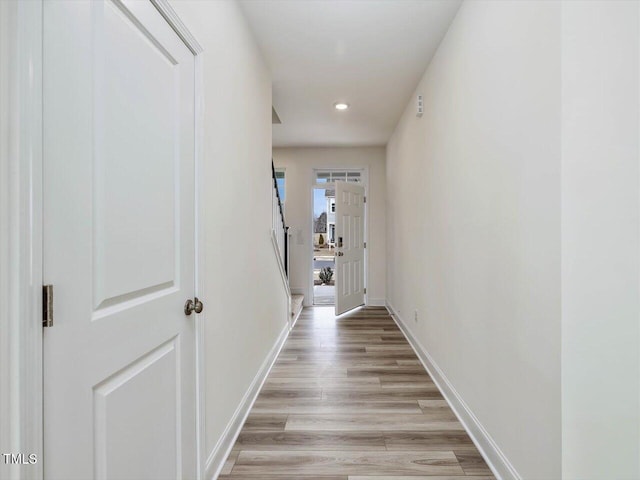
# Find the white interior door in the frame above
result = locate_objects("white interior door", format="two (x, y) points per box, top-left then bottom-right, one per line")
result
(43, 1), (197, 478)
(335, 181), (366, 315)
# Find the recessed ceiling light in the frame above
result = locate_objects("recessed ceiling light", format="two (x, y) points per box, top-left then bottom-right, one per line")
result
(334, 102), (349, 111)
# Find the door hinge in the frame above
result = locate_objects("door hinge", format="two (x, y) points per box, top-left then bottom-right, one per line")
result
(43, 285), (53, 328)
(363, 196), (367, 204)
(364, 242), (367, 248)
(364, 287), (367, 294)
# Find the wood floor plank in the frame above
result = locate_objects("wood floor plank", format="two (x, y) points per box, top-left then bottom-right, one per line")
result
(396, 359), (422, 366)
(282, 346), (367, 354)
(276, 359), (403, 367)
(257, 387), (322, 399)
(346, 366), (431, 376)
(379, 381), (438, 389)
(232, 450), (464, 476)
(222, 306), (493, 478)
(243, 414), (288, 431)
(235, 431), (387, 451)
(295, 352), (420, 361)
(323, 387), (444, 400)
(418, 399), (450, 409)
(268, 366), (348, 378)
(384, 431), (477, 451)
(251, 399), (424, 415)
(349, 476), (495, 480)
(220, 476), (347, 480)
(378, 374), (434, 383)
(220, 445), (241, 475)
(285, 414), (465, 432)
(264, 377), (380, 388)
(365, 345), (416, 353)
(454, 450), (495, 475)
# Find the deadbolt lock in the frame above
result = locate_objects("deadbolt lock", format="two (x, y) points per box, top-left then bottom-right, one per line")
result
(184, 297), (204, 316)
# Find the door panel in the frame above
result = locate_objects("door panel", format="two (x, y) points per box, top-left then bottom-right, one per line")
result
(95, 0), (179, 309)
(94, 340), (179, 480)
(43, 1), (196, 478)
(335, 181), (365, 315)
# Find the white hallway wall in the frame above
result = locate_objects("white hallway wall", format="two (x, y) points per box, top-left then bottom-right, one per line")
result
(273, 147), (386, 306)
(386, 1), (561, 478)
(561, 1), (640, 478)
(169, 0), (290, 476)
(388, 0), (640, 478)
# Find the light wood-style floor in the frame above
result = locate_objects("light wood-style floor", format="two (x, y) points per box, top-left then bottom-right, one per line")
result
(219, 306), (495, 479)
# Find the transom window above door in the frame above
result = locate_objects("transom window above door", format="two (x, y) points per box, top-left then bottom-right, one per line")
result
(316, 170), (361, 184)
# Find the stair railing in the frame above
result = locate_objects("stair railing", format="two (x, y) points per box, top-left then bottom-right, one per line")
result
(271, 161), (288, 276)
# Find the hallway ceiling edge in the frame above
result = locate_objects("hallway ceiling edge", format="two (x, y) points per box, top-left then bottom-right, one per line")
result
(239, 0), (462, 147)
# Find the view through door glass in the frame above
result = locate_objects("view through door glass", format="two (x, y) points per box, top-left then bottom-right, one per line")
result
(313, 187), (335, 304)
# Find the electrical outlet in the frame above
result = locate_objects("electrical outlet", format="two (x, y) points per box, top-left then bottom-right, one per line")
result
(414, 310), (418, 323)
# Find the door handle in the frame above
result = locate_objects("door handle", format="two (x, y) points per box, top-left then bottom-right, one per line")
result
(194, 297), (204, 314)
(184, 299), (195, 315)
(337, 252), (344, 257)
(184, 297), (204, 315)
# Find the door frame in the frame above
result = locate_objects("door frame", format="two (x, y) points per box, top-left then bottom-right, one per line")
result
(309, 167), (369, 308)
(0, 2), (206, 478)
(0, 2), (44, 478)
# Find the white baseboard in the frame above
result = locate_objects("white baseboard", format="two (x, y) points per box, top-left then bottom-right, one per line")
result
(204, 322), (290, 480)
(366, 298), (386, 307)
(385, 300), (521, 480)
(291, 303), (304, 330)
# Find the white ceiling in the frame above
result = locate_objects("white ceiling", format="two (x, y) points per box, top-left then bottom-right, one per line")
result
(238, 0), (462, 147)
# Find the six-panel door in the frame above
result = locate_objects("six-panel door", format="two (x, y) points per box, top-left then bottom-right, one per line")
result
(335, 181), (366, 315)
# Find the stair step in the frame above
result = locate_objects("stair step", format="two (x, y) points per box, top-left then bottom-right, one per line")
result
(291, 294), (304, 318)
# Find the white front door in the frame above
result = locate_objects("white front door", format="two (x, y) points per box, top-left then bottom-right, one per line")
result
(335, 181), (366, 315)
(43, 1), (197, 478)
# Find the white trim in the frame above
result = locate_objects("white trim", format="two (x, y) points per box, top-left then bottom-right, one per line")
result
(139, 4), (208, 477)
(205, 322), (290, 480)
(193, 50), (206, 480)
(0, 2), (43, 479)
(150, 0), (203, 55)
(313, 168), (364, 186)
(148, 4), (207, 476)
(385, 300), (521, 480)
(366, 298), (386, 307)
(136, 3), (208, 477)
